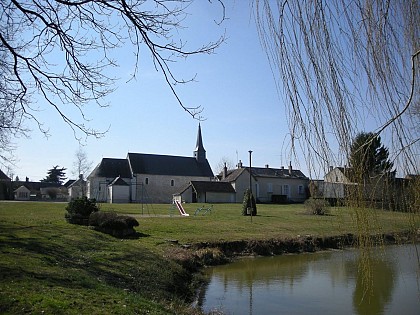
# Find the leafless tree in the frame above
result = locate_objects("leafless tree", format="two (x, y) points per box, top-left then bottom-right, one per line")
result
(215, 156), (235, 175)
(255, 0), (419, 178)
(0, 0), (225, 152)
(72, 146), (92, 178)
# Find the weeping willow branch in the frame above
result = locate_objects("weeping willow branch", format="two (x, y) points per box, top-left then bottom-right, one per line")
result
(255, 0), (419, 177)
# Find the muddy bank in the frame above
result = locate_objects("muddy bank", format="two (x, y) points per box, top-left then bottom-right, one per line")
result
(165, 230), (419, 271)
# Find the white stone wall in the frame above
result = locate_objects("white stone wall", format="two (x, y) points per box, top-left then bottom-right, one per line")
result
(256, 177), (308, 203)
(108, 185), (130, 203)
(325, 168), (350, 183)
(132, 174), (212, 204)
(87, 176), (131, 202)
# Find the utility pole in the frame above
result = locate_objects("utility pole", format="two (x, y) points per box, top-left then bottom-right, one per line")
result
(249, 150), (253, 222)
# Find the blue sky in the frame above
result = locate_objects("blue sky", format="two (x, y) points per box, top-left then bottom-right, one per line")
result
(11, 2), (322, 181)
(11, 2), (302, 182)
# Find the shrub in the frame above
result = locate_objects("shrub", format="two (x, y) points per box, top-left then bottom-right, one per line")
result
(65, 197), (99, 225)
(304, 198), (331, 215)
(242, 189), (257, 216)
(89, 211), (139, 238)
(45, 188), (59, 200)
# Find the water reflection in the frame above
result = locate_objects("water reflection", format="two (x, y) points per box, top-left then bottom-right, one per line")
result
(352, 250), (395, 315)
(200, 245), (419, 315)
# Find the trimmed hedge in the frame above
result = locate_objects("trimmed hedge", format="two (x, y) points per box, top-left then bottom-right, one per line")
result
(89, 211), (139, 238)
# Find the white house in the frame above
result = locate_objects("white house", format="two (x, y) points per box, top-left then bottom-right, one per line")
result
(14, 185), (31, 201)
(174, 161), (309, 204)
(220, 161), (309, 203)
(67, 175), (87, 200)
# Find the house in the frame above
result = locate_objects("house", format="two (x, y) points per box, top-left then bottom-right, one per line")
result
(0, 169), (11, 200)
(311, 166), (419, 209)
(174, 161), (309, 204)
(13, 179), (67, 200)
(221, 161), (309, 203)
(14, 185), (31, 201)
(87, 124), (215, 203)
(67, 174), (87, 200)
(314, 166), (358, 200)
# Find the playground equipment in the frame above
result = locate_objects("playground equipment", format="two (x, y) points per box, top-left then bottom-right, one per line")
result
(174, 200), (189, 216)
(194, 204), (213, 216)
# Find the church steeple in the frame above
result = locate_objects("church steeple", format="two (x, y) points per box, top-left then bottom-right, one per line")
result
(194, 123), (206, 163)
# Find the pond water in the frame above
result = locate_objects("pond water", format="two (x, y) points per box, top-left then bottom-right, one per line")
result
(199, 244), (420, 315)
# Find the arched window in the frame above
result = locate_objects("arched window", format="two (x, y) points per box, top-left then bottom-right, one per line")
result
(171, 179), (174, 186)
(145, 177), (149, 185)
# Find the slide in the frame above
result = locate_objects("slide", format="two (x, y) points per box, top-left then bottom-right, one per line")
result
(175, 200), (189, 216)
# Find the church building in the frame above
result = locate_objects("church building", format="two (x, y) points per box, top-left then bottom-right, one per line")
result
(86, 124), (214, 203)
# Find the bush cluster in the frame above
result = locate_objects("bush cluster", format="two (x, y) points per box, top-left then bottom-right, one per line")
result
(89, 211), (139, 237)
(65, 197), (99, 225)
(304, 198), (331, 215)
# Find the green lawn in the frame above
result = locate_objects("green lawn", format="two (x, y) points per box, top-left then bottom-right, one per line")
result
(0, 201), (418, 314)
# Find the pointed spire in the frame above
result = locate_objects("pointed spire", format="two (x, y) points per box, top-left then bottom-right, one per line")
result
(194, 123), (206, 163)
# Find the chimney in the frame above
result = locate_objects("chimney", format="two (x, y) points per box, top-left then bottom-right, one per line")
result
(79, 174), (84, 180)
(265, 164), (269, 168)
(26, 177), (29, 182)
(281, 166), (284, 170)
(223, 163), (228, 179)
(237, 160), (243, 168)
(329, 166), (333, 172)
(288, 161), (292, 175)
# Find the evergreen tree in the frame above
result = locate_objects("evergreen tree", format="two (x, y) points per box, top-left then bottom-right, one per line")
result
(42, 166), (67, 184)
(242, 189), (257, 216)
(349, 132), (394, 183)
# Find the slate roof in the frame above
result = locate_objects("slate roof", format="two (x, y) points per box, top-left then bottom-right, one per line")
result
(175, 180), (235, 195)
(0, 169), (11, 181)
(108, 176), (129, 186)
(128, 153), (214, 177)
(190, 181), (235, 193)
(250, 166), (307, 179)
(12, 181), (63, 193)
(220, 166), (307, 181)
(88, 158), (132, 179)
(67, 178), (86, 188)
(220, 168), (251, 182)
(63, 179), (76, 188)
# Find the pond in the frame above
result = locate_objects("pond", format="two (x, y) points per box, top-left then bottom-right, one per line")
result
(199, 244), (420, 315)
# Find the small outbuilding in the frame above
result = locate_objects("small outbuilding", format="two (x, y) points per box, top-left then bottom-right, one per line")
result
(107, 176), (130, 204)
(174, 181), (236, 203)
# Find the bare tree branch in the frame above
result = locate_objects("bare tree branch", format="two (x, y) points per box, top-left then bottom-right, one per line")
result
(0, 0), (225, 159)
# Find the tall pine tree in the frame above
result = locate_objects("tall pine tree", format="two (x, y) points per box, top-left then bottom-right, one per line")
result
(349, 132), (394, 183)
(41, 166), (67, 184)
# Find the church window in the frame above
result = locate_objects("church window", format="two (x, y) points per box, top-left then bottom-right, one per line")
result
(171, 179), (174, 186)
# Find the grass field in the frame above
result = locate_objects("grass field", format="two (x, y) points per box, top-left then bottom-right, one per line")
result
(0, 201), (418, 314)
